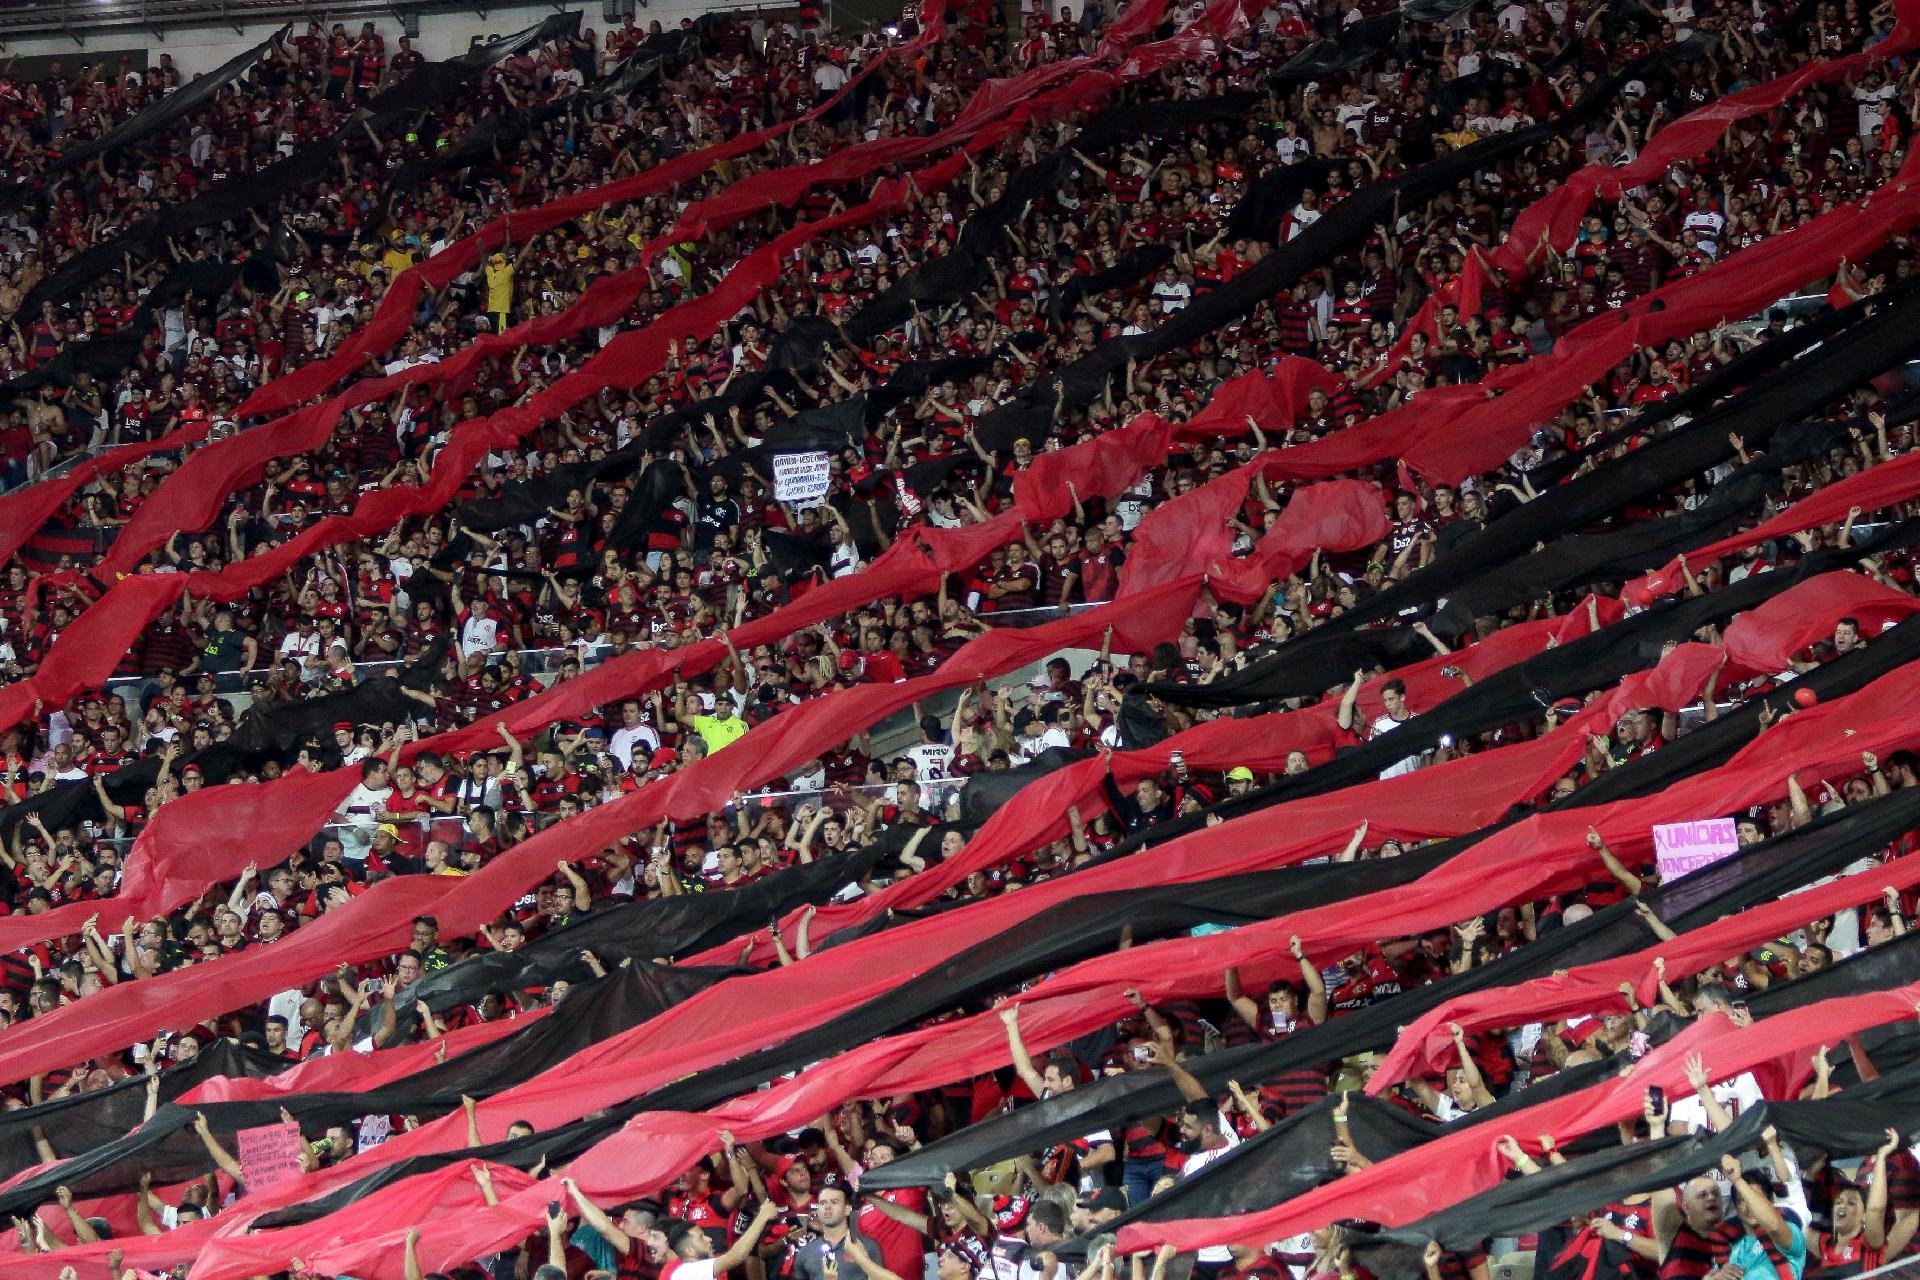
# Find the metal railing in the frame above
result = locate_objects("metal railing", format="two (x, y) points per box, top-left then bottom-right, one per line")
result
(0, 0), (821, 45)
(74, 778), (971, 868)
(100, 599), (1116, 704)
(1, 0), (532, 43)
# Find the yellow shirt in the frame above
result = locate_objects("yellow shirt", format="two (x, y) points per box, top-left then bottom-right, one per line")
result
(484, 262), (515, 315)
(382, 246), (416, 276)
(691, 714), (748, 753)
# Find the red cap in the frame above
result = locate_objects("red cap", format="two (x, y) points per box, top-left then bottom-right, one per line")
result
(649, 748), (679, 768)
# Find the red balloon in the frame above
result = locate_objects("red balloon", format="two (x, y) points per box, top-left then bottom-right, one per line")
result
(1793, 687), (1819, 708)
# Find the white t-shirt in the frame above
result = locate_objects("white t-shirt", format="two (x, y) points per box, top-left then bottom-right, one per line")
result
(1369, 711), (1422, 778)
(1669, 1070), (1763, 1133)
(1682, 208), (1725, 254)
(460, 613), (500, 653)
(1857, 83), (1898, 138)
(663, 1260), (718, 1280)
(1151, 278), (1193, 312)
(829, 540), (862, 579)
(903, 742), (953, 780)
(279, 629), (322, 660)
(1182, 1127), (1244, 1262)
(1285, 205), (1322, 240)
(1010, 726), (1070, 764)
(609, 722), (661, 771)
(339, 782), (391, 829)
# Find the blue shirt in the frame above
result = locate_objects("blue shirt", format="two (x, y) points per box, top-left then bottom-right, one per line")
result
(1728, 1221), (1807, 1280)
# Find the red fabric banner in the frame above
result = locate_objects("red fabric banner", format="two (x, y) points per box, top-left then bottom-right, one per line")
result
(177, 652), (1750, 1280)
(0, 4), (956, 574)
(0, 0), (1230, 738)
(1378, 4), (1920, 372)
(699, 596), (1625, 967)
(179, 1011), (533, 1105)
(1720, 570), (1920, 672)
(0, 643), (1723, 1279)
(0, 578), (1213, 1086)
(1369, 845), (1920, 1088)
(0, 468), (1383, 1076)
(1625, 448), (1920, 604)
(1260, 145), (1920, 489)
(1118, 984), (1920, 1256)
(0, 149), (969, 733)
(233, 0), (953, 420)
(93, 0), (1194, 587)
(0, 411), (1183, 968)
(0, 428), (212, 569)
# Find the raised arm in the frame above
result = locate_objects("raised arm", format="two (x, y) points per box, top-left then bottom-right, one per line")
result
(997, 1003), (1048, 1098)
(1866, 1129), (1897, 1250)
(192, 1112), (245, 1182)
(1293, 935), (1329, 1024)
(1446, 1023), (1495, 1107)
(1147, 1037), (1208, 1103)
(1722, 1155), (1794, 1252)
(1586, 827), (1642, 896)
(1336, 669), (1365, 732)
(1223, 966), (1260, 1031)
(562, 1177), (634, 1253)
(1679, 1053), (1735, 1133)
(712, 1201), (783, 1273)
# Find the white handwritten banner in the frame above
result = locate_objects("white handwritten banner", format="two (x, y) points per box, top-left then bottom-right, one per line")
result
(772, 451), (832, 506)
(1652, 818), (1740, 882)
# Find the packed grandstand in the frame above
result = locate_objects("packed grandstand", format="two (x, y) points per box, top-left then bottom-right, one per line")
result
(0, 2), (1916, 1280)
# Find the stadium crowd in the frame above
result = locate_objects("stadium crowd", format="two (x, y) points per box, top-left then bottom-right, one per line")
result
(0, 0), (1913, 1276)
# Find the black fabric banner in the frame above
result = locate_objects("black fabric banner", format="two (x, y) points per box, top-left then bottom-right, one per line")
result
(967, 66), (1634, 454)
(1047, 896), (1920, 1271)
(863, 769), (1920, 1194)
(0, 634), (448, 846)
(460, 91), (1263, 541)
(206, 855), (1469, 1223)
(69, 29), (288, 166)
(0, 1039), (290, 1178)
(0, 960), (724, 1215)
(0, 257), (251, 404)
(1117, 535), (1920, 878)
(384, 18), (679, 201)
(1138, 509), (1920, 724)
(1350, 985), (1920, 1277)
(23, 12), (581, 313)
(0, 25), (290, 212)
(1353, 284), (1920, 638)
(167, 644), (1920, 1225)
(957, 747), (1088, 823)
(377, 836), (892, 1043)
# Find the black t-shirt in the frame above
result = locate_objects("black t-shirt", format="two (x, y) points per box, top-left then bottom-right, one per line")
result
(200, 628), (248, 674)
(692, 497), (741, 552)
